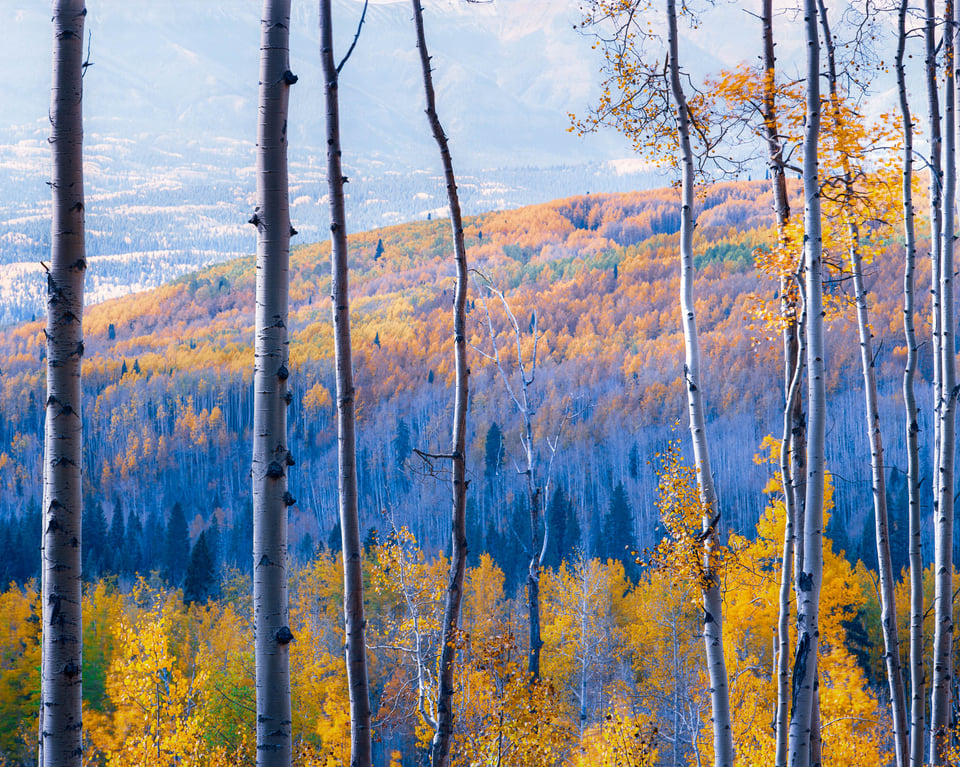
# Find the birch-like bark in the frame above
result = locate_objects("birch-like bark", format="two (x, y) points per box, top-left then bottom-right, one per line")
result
(409, 3), (470, 764)
(776, 297), (804, 767)
(896, 1), (924, 763)
(42, 3), (86, 765)
(759, 4), (805, 761)
(788, 1), (825, 764)
(849, 239), (908, 766)
(319, 3), (373, 764)
(666, 3), (733, 764)
(815, 4), (908, 763)
(252, 2), (295, 764)
(931, 3), (957, 762)
(927, 0), (944, 474)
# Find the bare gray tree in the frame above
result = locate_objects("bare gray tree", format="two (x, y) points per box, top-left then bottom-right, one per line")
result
(408, 2), (471, 765)
(319, 2), (373, 764)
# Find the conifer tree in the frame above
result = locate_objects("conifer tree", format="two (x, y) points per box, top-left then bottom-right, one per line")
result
(83, 500), (107, 578)
(206, 513), (221, 572)
(545, 485), (581, 569)
(125, 507), (142, 576)
(184, 531), (216, 605)
(108, 502), (124, 575)
(165, 501), (189, 585)
(601, 481), (637, 580)
(484, 422), (504, 478)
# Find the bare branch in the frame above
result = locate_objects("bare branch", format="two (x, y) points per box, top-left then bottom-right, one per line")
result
(336, 0), (369, 74)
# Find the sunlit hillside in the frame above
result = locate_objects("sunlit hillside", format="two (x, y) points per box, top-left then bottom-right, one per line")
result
(0, 181), (929, 589)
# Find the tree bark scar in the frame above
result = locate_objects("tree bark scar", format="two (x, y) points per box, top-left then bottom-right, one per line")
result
(799, 570), (813, 592)
(790, 631), (810, 720)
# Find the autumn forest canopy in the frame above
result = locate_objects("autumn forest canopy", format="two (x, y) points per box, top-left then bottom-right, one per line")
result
(7, 0), (960, 766)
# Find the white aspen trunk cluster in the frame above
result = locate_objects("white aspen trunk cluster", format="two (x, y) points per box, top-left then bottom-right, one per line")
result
(42, 3), (87, 765)
(931, 4), (958, 762)
(896, 3), (923, 763)
(666, 2), (733, 765)
(759, 4), (805, 762)
(251, 2), (295, 764)
(319, 3), (373, 765)
(409, 3), (471, 764)
(849, 238), (908, 767)
(815, 3), (908, 761)
(788, 1), (825, 764)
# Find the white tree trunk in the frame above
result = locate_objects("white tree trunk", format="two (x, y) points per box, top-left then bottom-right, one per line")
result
(815, 3), (908, 761)
(42, 3), (86, 764)
(927, 0), (944, 484)
(850, 237), (908, 767)
(666, 2), (733, 764)
(931, 4), (957, 762)
(776, 305), (804, 767)
(788, 1), (825, 764)
(252, 2), (295, 764)
(319, 3), (373, 764)
(410, 3), (471, 765)
(758, 4), (804, 762)
(896, 2), (924, 763)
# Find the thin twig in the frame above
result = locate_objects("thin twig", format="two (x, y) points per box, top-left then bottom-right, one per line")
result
(336, 0), (369, 74)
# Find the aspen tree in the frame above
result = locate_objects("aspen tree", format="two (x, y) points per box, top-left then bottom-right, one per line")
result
(251, 1), (296, 764)
(574, 3), (733, 761)
(319, 2), (373, 764)
(927, 0), (944, 476)
(409, 2), (470, 764)
(42, 2), (86, 764)
(666, 2), (733, 764)
(815, 4), (907, 764)
(787, 1), (825, 764)
(757, 5), (805, 762)
(895, 1), (924, 763)
(931, 2), (957, 761)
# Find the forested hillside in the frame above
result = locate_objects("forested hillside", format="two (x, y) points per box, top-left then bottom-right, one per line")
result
(0, 181), (926, 590)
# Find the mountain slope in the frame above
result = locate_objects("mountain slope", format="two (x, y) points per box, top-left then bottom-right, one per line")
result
(0, 182), (928, 587)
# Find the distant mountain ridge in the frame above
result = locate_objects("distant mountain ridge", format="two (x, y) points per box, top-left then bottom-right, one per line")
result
(1, 0), (907, 325)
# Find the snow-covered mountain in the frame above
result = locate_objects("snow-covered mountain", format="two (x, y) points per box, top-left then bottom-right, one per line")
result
(3, 0), (630, 167)
(0, 0), (901, 325)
